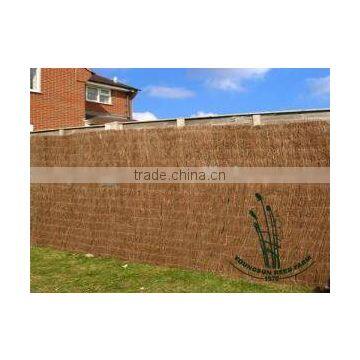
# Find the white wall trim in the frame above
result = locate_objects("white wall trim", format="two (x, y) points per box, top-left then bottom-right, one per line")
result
(86, 81), (132, 93)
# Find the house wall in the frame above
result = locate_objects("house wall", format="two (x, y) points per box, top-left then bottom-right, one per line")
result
(85, 89), (131, 119)
(30, 68), (132, 130)
(30, 68), (91, 130)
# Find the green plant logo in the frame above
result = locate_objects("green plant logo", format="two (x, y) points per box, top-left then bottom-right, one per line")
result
(232, 193), (314, 281)
(249, 193), (281, 270)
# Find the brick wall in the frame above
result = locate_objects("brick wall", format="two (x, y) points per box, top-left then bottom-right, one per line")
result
(31, 122), (330, 286)
(85, 90), (130, 118)
(30, 68), (132, 130)
(30, 68), (90, 130)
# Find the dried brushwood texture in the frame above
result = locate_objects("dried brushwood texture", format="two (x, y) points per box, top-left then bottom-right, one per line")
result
(31, 122), (330, 286)
(31, 122), (329, 167)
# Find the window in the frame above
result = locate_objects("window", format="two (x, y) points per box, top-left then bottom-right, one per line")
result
(87, 87), (98, 101)
(30, 68), (41, 92)
(99, 89), (111, 103)
(86, 86), (111, 104)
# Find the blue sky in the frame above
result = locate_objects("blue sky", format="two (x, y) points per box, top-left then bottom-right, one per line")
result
(92, 68), (330, 120)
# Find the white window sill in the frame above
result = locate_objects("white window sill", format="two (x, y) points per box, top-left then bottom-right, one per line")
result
(30, 89), (42, 94)
(86, 99), (112, 106)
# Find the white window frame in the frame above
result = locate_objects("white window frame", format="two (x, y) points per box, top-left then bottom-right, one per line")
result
(30, 68), (41, 93)
(86, 86), (112, 105)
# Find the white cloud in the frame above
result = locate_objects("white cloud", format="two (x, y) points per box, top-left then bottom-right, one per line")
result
(190, 111), (218, 118)
(307, 76), (330, 97)
(145, 86), (195, 99)
(190, 68), (271, 91)
(133, 111), (158, 121)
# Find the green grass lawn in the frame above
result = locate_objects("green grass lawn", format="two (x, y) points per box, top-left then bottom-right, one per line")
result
(30, 246), (311, 293)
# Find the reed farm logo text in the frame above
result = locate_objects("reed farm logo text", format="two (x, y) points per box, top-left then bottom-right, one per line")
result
(232, 193), (314, 281)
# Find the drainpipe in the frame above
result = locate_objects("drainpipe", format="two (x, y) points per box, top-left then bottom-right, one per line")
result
(128, 95), (133, 121)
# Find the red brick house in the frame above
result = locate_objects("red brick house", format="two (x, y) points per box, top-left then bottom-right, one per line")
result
(30, 68), (139, 131)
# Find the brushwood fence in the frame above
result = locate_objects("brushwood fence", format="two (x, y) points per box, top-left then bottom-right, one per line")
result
(30, 121), (330, 286)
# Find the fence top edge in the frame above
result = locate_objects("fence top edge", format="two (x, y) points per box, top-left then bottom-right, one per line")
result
(30, 108), (330, 135)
